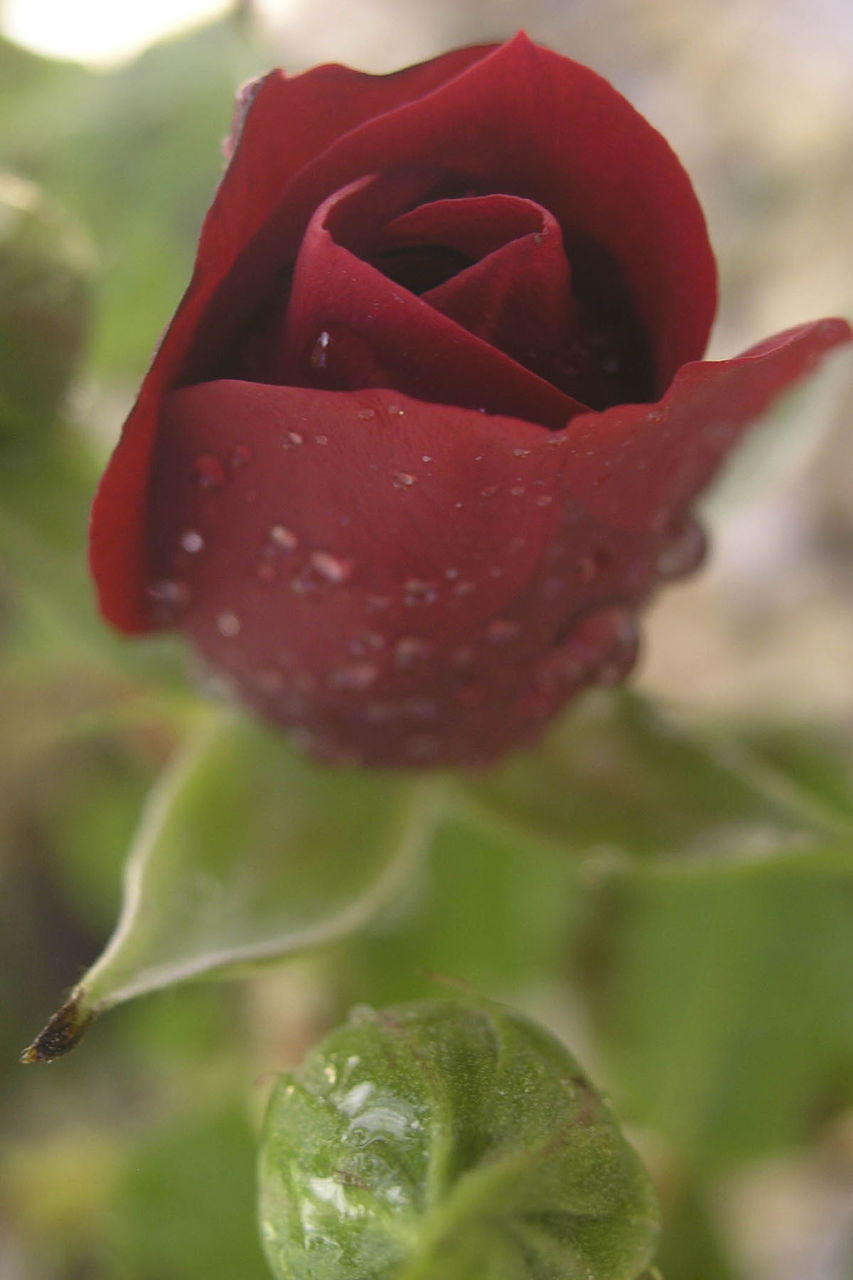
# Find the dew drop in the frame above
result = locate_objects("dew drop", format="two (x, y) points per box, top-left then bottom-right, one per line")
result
(403, 578), (438, 606)
(179, 530), (204, 554)
(394, 636), (432, 668)
(194, 453), (225, 489)
(287, 430), (304, 446)
(269, 525), (299, 551)
(357, 408), (376, 421)
(146, 578), (188, 605)
(310, 550), (354, 584)
(216, 610), (241, 637)
(329, 661), (378, 691)
(230, 443), (252, 468)
(310, 329), (331, 369)
(535, 494), (553, 508)
(577, 548), (609, 584)
(387, 404), (404, 416)
(257, 668), (285, 694)
(512, 447), (531, 458)
(314, 433), (329, 445)
(657, 518), (706, 579)
(349, 631), (385, 656)
(421, 455), (432, 463)
(480, 484), (498, 498)
(510, 485), (526, 496)
(487, 618), (521, 644)
(392, 472), (416, 489)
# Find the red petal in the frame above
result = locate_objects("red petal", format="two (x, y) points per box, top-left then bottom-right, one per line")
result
(271, 178), (584, 427)
(195, 34), (714, 396)
(89, 44), (493, 633)
(560, 318), (852, 530)
(142, 380), (732, 766)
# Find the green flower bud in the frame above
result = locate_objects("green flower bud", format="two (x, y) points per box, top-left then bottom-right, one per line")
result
(0, 172), (93, 441)
(259, 999), (658, 1280)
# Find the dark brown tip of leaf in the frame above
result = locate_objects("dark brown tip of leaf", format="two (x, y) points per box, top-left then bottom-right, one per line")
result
(20, 991), (96, 1063)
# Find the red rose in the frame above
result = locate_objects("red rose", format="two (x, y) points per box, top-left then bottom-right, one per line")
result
(90, 34), (851, 766)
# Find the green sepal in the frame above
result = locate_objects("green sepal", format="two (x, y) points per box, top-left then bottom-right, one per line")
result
(259, 999), (659, 1280)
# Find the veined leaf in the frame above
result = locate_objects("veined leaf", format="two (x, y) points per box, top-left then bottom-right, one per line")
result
(462, 692), (853, 864)
(23, 711), (440, 1060)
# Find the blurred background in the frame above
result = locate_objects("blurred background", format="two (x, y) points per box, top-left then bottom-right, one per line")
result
(0, 1), (851, 1278)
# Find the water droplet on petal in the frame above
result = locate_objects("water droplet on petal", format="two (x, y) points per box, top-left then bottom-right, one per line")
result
(577, 548), (610, 584)
(329, 661), (378, 691)
(392, 472), (416, 489)
(314, 433), (329, 445)
(179, 530), (204, 553)
(194, 453), (225, 489)
(257, 668), (285, 694)
(403, 578), (438, 606)
(510, 485), (526, 496)
(394, 636), (432, 668)
(230, 443), (252, 468)
(310, 550), (354, 584)
(287, 430), (304, 446)
(310, 329), (331, 369)
(512, 447), (531, 458)
(387, 404), (404, 416)
(535, 494), (553, 508)
(421, 455), (432, 463)
(216, 610), (241, 637)
(147, 578), (188, 605)
(487, 618), (521, 644)
(357, 408), (376, 421)
(270, 525), (299, 551)
(657, 518), (707, 579)
(480, 484), (498, 498)
(349, 630), (385, 656)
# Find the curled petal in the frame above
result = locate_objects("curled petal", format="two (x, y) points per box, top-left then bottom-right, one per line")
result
(561, 318), (853, 531)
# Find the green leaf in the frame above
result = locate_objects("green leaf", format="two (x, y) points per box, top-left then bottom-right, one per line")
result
(23, 711), (438, 1059)
(259, 999), (659, 1280)
(463, 692), (852, 863)
(576, 851), (853, 1173)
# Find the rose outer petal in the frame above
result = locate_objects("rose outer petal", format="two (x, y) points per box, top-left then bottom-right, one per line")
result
(190, 35), (715, 396)
(141, 383), (673, 766)
(561, 318), (852, 531)
(89, 44), (493, 634)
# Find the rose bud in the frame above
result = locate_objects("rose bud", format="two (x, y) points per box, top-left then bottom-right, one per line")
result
(89, 34), (851, 766)
(258, 999), (659, 1280)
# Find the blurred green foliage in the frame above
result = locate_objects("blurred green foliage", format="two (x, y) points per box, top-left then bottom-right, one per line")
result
(0, 12), (851, 1280)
